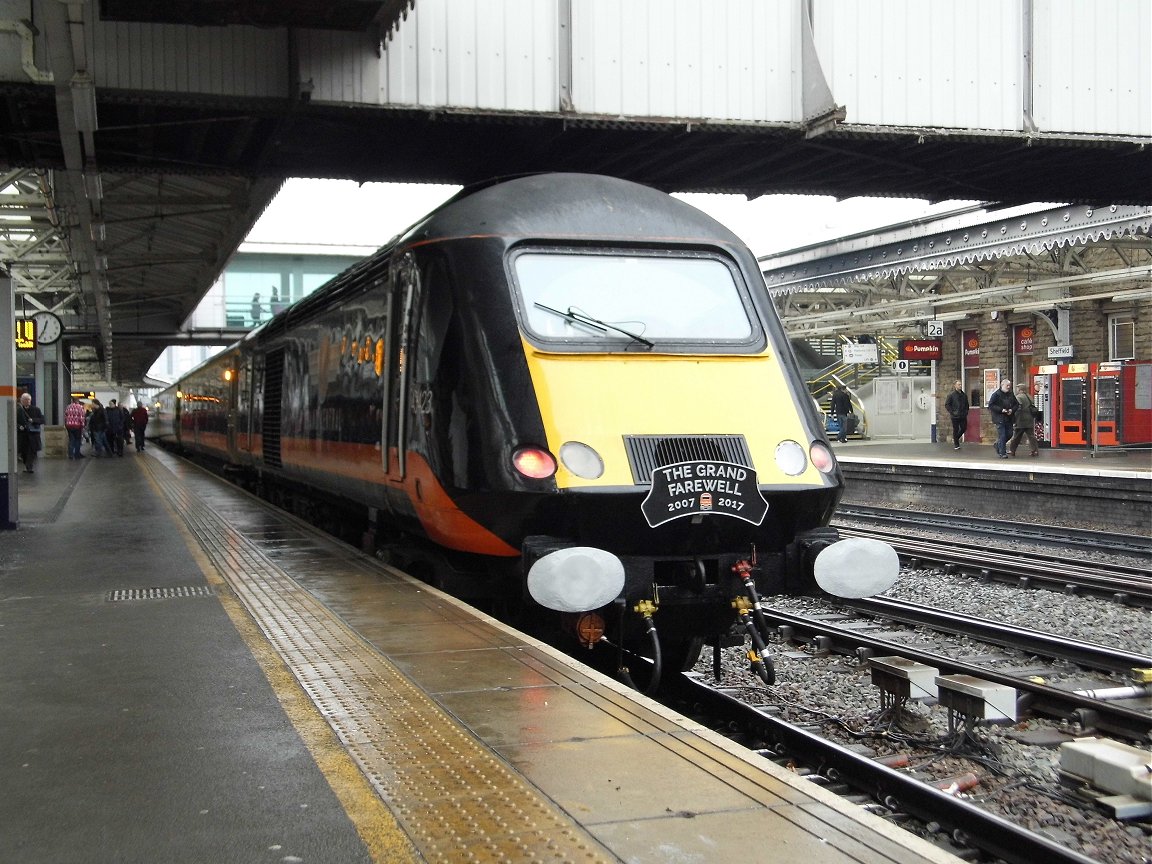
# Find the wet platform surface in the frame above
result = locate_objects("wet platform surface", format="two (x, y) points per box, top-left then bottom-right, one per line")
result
(0, 448), (966, 863)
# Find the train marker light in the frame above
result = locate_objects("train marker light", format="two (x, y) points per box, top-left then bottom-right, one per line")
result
(809, 442), (835, 473)
(559, 441), (604, 479)
(774, 440), (807, 476)
(513, 446), (556, 479)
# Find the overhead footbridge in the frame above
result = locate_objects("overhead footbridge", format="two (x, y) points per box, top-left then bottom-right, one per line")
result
(1, 0), (1150, 386)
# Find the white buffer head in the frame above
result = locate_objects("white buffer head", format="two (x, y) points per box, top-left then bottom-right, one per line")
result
(813, 537), (900, 598)
(527, 547), (626, 613)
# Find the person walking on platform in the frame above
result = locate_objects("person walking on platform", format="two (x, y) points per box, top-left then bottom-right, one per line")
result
(830, 385), (853, 443)
(15, 392), (44, 473)
(131, 402), (149, 452)
(250, 292), (263, 325)
(88, 399), (108, 456)
(64, 395), (87, 459)
(987, 379), (1019, 458)
(1008, 384), (1040, 457)
(944, 380), (970, 450)
(106, 398), (126, 457)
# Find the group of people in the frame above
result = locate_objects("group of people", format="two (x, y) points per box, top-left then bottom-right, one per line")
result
(15, 393), (151, 473)
(250, 287), (287, 324)
(61, 396), (150, 460)
(945, 378), (1039, 457)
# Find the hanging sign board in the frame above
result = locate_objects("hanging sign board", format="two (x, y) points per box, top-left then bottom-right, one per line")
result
(14, 318), (35, 349)
(842, 343), (878, 364)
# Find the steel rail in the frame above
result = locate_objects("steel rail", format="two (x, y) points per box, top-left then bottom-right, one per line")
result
(671, 675), (1103, 864)
(757, 605), (1152, 741)
(841, 596), (1152, 674)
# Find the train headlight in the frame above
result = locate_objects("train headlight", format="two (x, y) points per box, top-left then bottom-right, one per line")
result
(559, 441), (604, 479)
(774, 440), (807, 476)
(809, 442), (836, 474)
(512, 446), (557, 479)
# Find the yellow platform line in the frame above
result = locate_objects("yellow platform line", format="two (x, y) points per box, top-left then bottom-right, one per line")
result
(141, 455), (614, 863)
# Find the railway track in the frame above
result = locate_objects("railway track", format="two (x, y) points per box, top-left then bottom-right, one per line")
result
(832, 516), (1152, 607)
(748, 602), (1151, 741)
(667, 673), (1106, 864)
(835, 505), (1152, 559)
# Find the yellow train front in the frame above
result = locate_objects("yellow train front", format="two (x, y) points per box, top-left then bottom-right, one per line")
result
(159, 174), (896, 681)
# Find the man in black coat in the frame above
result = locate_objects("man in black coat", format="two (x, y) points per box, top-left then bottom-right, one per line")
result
(830, 385), (853, 443)
(986, 379), (1019, 458)
(944, 380), (970, 450)
(15, 392), (45, 473)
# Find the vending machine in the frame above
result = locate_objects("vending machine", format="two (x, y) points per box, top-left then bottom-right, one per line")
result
(1030, 366), (1056, 447)
(1091, 362), (1123, 447)
(1055, 364), (1091, 447)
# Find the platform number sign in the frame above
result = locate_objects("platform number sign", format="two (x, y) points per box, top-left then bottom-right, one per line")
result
(924, 320), (944, 338)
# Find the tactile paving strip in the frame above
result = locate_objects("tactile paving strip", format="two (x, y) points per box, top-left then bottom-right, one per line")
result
(143, 458), (612, 863)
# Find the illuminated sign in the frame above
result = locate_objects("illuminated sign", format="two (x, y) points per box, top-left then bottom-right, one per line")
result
(899, 339), (942, 360)
(14, 318), (35, 349)
(962, 330), (980, 368)
(1015, 324), (1035, 354)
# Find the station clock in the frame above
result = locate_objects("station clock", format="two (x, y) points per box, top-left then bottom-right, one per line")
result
(32, 311), (63, 344)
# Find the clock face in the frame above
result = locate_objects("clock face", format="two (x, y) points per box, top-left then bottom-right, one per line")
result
(33, 312), (62, 344)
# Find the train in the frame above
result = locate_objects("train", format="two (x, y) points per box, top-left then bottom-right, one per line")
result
(152, 173), (897, 687)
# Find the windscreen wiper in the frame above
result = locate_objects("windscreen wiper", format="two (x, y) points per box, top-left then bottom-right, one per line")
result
(534, 303), (654, 348)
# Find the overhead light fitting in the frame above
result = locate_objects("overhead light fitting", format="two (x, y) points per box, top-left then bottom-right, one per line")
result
(82, 172), (103, 203)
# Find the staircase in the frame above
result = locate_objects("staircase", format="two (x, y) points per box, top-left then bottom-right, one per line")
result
(795, 335), (901, 438)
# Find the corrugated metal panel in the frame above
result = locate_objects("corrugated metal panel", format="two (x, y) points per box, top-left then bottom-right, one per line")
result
(296, 29), (377, 104)
(1033, 0), (1152, 136)
(90, 21), (288, 97)
(376, 0), (559, 111)
(570, 0), (797, 121)
(817, 0), (1021, 130)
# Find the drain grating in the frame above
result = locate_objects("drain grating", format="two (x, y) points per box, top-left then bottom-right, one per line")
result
(107, 585), (217, 601)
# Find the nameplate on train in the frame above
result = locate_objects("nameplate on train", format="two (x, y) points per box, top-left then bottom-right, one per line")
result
(641, 461), (768, 527)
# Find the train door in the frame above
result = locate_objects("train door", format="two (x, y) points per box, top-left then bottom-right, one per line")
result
(1056, 364), (1089, 446)
(1092, 363), (1123, 447)
(382, 257), (419, 480)
(1030, 367), (1054, 447)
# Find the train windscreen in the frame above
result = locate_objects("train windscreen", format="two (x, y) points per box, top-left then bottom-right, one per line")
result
(512, 250), (757, 348)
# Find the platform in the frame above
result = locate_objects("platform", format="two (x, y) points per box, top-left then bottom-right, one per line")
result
(831, 439), (1152, 533)
(1, 449), (964, 864)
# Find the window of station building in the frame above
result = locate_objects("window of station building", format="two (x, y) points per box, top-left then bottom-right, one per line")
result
(1108, 314), (1135, 361)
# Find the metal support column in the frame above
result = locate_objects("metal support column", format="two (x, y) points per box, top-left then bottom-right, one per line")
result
(1, 268), (18, 528)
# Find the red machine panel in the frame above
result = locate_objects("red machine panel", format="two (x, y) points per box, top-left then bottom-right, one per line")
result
(1055, 364), (1090, 447)
(1120, 360), (1152, 445)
